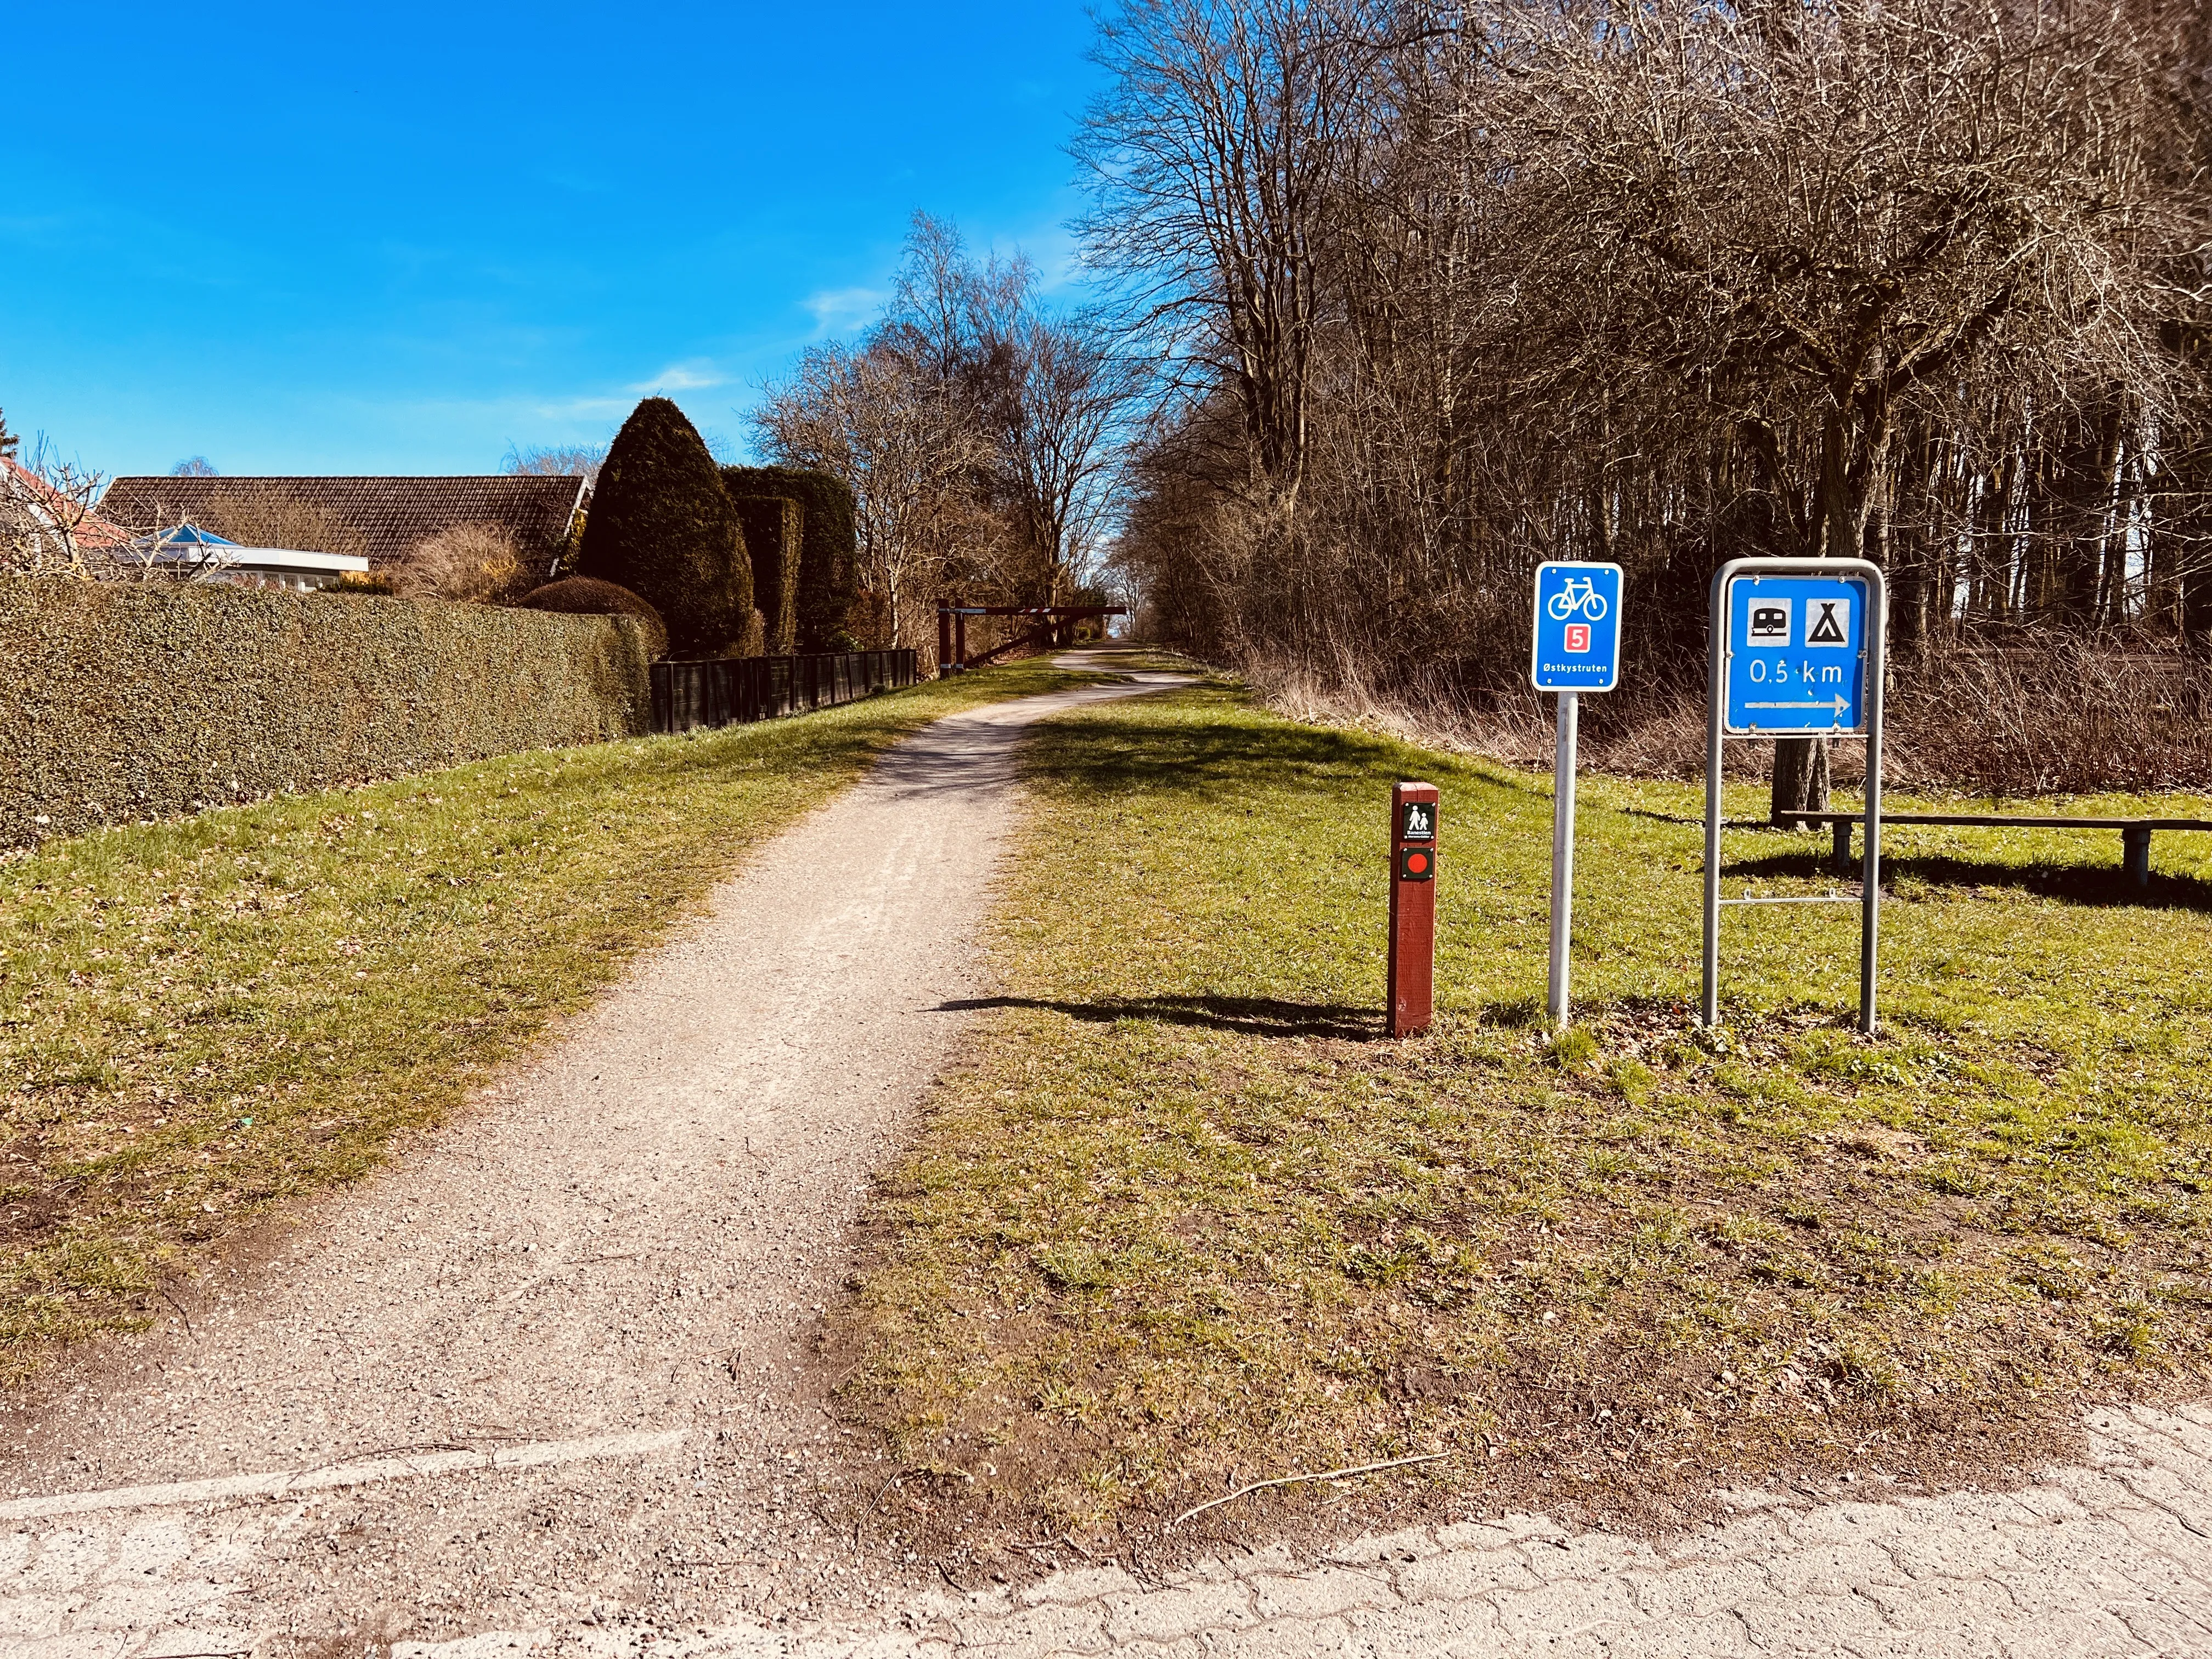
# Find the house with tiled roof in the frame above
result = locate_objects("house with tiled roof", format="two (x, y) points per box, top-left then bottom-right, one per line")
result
(1, 456), (132, 560)
(96, 474), (589, 580)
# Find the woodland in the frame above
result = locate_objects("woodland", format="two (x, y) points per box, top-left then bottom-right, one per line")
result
(1091, 0), (2212, 800)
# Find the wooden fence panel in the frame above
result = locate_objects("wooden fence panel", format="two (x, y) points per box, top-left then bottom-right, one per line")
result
(650, 650), (919, 734)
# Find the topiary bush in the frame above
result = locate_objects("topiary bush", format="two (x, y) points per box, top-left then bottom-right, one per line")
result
(521, 575), (670, 661)
(581, 399), (751, 656)
(730, 495), (800, 654)
(720, 466), (856, 652)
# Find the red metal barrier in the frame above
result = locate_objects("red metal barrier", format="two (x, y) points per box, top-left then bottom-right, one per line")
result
(1388, 781), (1439, 1037)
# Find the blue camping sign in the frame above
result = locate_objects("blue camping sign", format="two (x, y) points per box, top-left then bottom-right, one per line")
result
(1530, 561), (1624, 693)
(1720, 571), (1871, 735)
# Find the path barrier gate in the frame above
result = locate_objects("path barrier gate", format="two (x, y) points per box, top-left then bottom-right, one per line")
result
(1701, 558), (1888, 1034)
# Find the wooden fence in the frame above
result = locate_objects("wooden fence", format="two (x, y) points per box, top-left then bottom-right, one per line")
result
(650, 650), (919, 734)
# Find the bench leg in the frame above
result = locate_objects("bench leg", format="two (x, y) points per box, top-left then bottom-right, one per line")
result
(1832, 818), (1854, 874)
(2124, 826), (2152, 888)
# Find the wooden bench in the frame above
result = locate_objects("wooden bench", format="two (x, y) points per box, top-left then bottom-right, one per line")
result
(1776, 811), (2212, 887)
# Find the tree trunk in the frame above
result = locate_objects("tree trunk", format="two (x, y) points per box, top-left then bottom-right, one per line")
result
(1770, 736), (1832, 827)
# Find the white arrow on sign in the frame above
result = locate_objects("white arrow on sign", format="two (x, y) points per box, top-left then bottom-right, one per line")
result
(1743, 695), (1851, 716)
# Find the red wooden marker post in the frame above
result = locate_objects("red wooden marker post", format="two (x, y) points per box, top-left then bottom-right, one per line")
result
(1388, 781), (1440, 1037)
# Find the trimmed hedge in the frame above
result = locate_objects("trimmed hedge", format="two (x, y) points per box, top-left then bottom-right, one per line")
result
(721, 465), (857, 652)
(730, 495), (800, 654)
(0, 579), (654, 849)
(582, 399), (752, 656)
(522, 575), (670, 662)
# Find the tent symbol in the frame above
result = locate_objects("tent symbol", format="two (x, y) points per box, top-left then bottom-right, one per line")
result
(1808, 600), (1848, 646)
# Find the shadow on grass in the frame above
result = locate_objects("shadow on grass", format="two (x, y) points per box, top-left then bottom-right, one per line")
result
(1724, 848), (2212, 912)
(937, 993), (1381, 1041)
(1043, 708), (1397, 793)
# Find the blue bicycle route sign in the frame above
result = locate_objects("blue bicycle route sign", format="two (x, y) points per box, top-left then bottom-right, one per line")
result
(1530, 561), (1624, 692)
(1720, 571), (1871, 734)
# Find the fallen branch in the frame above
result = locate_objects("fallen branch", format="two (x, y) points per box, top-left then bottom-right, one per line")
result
(1170, 1452), (1449, 1529)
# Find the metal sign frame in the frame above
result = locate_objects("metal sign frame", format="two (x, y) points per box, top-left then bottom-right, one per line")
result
(1701, 557), (1887, 1035)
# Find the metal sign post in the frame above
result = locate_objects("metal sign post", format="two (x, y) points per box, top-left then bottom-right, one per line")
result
(1530, 561), (1624, 1028)
(1701, 558), (1887, 1034)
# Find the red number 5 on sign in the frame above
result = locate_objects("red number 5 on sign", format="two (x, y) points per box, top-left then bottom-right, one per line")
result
(1565, 623), (1590, 653)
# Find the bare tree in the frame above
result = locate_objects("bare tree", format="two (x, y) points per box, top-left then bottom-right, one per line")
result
(1, 435), (132, 579)
(1079, 0), (1384, 515)
(501, 442), (607, 484)
(755, 215), (1144, 647)
(1096, 0), (2211, 800)
(754, 338), (990, 648)
(882, 216), (1143, 605)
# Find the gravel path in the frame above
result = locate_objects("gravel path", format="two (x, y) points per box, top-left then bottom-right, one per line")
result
(8, 665), (2212, 1658)
(0, 668), (1184, 1657)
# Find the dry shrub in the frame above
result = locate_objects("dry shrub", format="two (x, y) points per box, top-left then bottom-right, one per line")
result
(1887, 639), (2212, 795)
(1248, 636), (2211, 797)
(194, 494), (368, 561)
(399, 522), (524, 604)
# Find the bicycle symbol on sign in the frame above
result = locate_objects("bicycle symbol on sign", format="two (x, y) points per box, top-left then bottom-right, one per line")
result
(1547, 575), (1609, 623)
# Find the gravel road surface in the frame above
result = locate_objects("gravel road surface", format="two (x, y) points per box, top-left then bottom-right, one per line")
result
(0, 667), (1184, 1656)
(8, 663), (2212, 1658)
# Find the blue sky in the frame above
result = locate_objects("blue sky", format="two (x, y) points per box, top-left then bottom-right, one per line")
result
(0, 2), (1104, 478)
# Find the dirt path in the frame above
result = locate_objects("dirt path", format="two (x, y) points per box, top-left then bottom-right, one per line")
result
(0, 666), (1187, 1657)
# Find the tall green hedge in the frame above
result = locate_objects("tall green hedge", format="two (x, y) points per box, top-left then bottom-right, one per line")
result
(730, 495), (800, 655)
(582, 399), (752, 657)
(721, 466), (857, 652)
(0, 578), (653, 849)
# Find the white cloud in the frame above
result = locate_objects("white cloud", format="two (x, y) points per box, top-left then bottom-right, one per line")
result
(802, 286), (887, 337)
(630, 360), (727, 393)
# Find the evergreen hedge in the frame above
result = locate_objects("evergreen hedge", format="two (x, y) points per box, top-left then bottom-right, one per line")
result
(0, 578), (652, 848)
(720, 466), (857, 652)
(522, 575), (670, 661)
(730, 495), (800, 654)
(580, 399), (752, 656)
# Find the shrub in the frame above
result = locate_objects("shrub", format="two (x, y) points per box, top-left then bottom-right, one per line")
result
(730, 494), (800, 654)
(582, 400), (751, 656)
(720, 465), (856, 652)
(325, 571), (396, 596)
(397, 521), (524, 603)
(521, 576), (670, 661)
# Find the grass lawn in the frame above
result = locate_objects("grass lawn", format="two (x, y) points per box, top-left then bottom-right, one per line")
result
(0, 658), (1092, 1380)
(838, 679), (2212, 1554)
